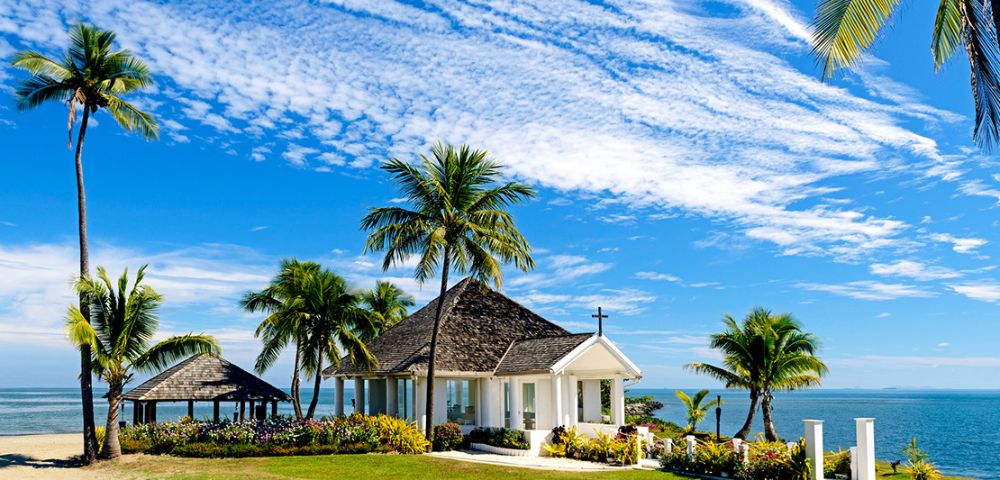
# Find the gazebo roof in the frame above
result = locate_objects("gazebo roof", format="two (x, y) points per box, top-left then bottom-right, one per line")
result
(123, 354), (290, 402)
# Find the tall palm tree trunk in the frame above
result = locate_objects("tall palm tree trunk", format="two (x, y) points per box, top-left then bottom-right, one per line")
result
(424, 245), (450, 448)
(761, 390), (779, 441)
(305, 355), (323, 419)
(74, 107), (98, 464)
(735, 390), (759, 440)
(291, 343), (303, 419)
(101, 380), (123, 459)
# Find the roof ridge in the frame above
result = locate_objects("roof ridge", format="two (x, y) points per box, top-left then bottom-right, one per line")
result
(436, 276), (476, 331)
(491, 339), (518, 376)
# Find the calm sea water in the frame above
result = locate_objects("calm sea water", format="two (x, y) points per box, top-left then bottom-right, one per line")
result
(0, 388), (995, 479)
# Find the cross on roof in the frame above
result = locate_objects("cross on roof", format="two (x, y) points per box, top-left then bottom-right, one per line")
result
(592, 306), (608, 337)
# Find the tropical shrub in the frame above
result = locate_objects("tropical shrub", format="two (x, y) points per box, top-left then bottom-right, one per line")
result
(433, 422), (463, 451)
(117, 413), (428, 457)
(904, 438), (940, 480)
(824, 449), (851, 478)
(466, 427), (529, 450)
(544, 426), (644, 465)
(660, 438), (810, 480)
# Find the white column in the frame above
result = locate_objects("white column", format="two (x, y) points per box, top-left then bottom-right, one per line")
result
(414, 376), (425, 431)
(803, 420), (823, 480)
(612, 374), (625, 426)
(581, 380), (601, 422)
(685, 435), (696, 460)
(386, 378), (398, 416)
(510, 377), (523, 429)
(334, 377), (345, 417)
(567, 375), (578, 426)
(855, 418), (876, 480)
(551, 374), (563, 428)
(354, 377), (365, 415)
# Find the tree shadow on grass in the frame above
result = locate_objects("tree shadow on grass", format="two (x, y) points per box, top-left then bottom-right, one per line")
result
(0, 453), (82, 470)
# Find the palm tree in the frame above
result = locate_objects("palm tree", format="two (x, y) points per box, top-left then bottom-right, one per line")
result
(11, 24), (158, 462)
(686, 308), (828, 440)
(361, 142), (535, 444)
(242, 259), (316, 419)
(243, 259), (376, 419)
(358, 280), (416, 343)
(674, 389), (721, 433)
(811, 0), (1000, 149)
(65, 266), (218, 459)
(296, 269), (376, 419)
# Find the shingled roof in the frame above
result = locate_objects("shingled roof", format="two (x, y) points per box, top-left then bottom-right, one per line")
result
(123, 354), (290, 402)
(494, 332), (594, 375)
(326, 277), (595, 377)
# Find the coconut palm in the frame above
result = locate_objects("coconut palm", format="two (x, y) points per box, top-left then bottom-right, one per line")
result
(65, 266), (218, 459)
(361, 142), (535, 444)
(358, 280), (416, 343)
(296, 269), (376, 419)
(243, 259), (376, 419)
(11, 24), (158, 462)
(811, 0), (1000, 149)
(674, 389), (721, 433)
(243, 259), (317, 419)
(686, 308), (828, 440)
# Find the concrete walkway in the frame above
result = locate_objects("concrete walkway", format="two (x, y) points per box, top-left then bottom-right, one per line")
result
(430, 449), (640, 471)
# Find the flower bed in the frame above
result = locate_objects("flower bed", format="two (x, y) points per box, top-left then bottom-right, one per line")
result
(659, 438), (810, 480)
(543, 425), (645, 465)
(118, 413), (429, 457)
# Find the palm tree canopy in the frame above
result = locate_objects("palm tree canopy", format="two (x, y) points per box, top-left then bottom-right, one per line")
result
(358, 280), (415, 343)
(675, 389), (721, 429)
(65, 265), (219, 382)
(361, 142), (536, 289)
(810, 0), (1000, 149)
(10, 23), (158, 144)
(685, 307), (828, 394)
(243, 259), (376, 375)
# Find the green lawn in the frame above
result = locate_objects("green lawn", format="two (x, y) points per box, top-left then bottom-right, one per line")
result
(95, 454), (682, 480)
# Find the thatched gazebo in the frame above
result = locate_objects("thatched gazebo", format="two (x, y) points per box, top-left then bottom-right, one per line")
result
(123, 353), (290, 424)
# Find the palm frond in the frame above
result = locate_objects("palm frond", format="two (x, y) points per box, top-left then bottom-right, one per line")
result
(10, 51), (73, 80)
(961, 0), (1000, 149)
(133, 334), (219, 373)
(105, 95), (158, 140)
(933, 0), (964, 69)
(811, 0), (903, 78)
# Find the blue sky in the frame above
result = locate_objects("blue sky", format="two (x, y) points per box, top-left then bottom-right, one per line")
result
(1, 0), (998, 389)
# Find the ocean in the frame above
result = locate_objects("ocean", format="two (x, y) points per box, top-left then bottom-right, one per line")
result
(0, 388), (996, 479)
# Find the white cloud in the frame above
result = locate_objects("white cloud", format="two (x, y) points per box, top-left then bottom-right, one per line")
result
(0, 0), (963, 261)
(949, 283), (1000, 302)
(520, 287), (657, 316)
(869, 260), (961, 281)
(0, 242), (272, 347)
(875, 312), (891, 318)
(797, 280), (934, 301)
(509, 254), (613, 289)
(635, 271), (681, 282)
(831, 355), (1000, 368)
(930, 233), (988, 255)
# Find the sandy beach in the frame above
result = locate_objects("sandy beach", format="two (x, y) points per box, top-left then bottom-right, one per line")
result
(0, 433), (112, 479)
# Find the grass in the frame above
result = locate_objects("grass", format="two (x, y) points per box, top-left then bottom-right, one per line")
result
(874, 461), (971, 480)
(92, 454), (682, 480)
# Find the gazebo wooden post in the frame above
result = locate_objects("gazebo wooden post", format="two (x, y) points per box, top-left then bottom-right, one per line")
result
(187, 400), (194, 420)
(148, 401), (157, 424)
(271, 400), (277, 418)
(213, 400), (220, 423)
(133, 401), (141, 425)
(239, 401), (246, 422)
(249, 400), (255, 420)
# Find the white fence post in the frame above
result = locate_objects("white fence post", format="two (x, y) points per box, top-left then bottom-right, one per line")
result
(740, 443), (749, 463)
(664, 437), (673, 454)
(855, 418), (876, 480)
(803, 420), (824, 480)
(686, 435), (696, 461)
